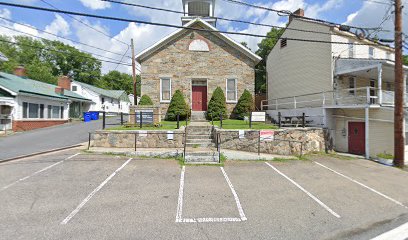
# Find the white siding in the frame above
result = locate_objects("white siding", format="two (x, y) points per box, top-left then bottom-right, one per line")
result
(267, 19), (333, 101)
(15, 95), (70, 120)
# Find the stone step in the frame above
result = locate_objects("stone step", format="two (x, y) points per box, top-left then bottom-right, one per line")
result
(186, 134), (212, 139)
(186, 142), (215, 148)
(191, 111), (207, 121)
(186, 138), (213, 143)
(184, 151), (219, 163)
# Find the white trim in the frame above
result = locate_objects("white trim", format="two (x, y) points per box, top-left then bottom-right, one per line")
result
(160, 77), (172, 103)
(226, 78), (238, 103)
(0, 85), (17, 96)
(135, 18), (262, 63)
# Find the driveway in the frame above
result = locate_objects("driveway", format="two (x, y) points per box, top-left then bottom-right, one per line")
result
(1, 151), (407, 239)
(0, 117), (119, 161)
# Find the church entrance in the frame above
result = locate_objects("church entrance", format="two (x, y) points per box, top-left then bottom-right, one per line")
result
(191, 79), (207, 111)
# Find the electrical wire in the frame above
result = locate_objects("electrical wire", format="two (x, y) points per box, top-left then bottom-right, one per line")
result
(0, 2), (391, 46)
(0, 16), (132, 59)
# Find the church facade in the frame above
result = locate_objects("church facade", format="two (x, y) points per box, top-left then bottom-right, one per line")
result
(136, 0), (261, 116)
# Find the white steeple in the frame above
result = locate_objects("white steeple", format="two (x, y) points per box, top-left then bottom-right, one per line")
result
(182, 0), (217, 27)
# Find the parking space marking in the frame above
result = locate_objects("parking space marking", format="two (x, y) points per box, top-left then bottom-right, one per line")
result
(175, 166), (247, 223)
(1, 153), (80, 192)
(314, 161), (408, 209)
(220, 167), (247, 221)
(265, 162), (341, 218)
(371, 221), (408, 240)
(61, 158), (133, 225)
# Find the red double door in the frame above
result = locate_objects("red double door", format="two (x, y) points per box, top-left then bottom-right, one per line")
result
(192, 86), (207, 111)
(348, 122), (365, 155)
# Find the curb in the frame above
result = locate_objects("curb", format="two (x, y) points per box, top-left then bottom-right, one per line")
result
(0, 144), (84, 164)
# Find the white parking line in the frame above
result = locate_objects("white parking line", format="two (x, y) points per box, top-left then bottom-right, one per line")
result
(61, 158), (133, 225)
(220, 167), (247, 221)
(314, 161), (408, 209)
(175, 166), (247, 223)
(1, 153), (80, 192)
(371, 221), (408, 240)
(265, 162), (341, 218)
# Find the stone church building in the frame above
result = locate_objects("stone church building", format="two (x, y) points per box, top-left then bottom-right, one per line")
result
(136, 0), (261, 116)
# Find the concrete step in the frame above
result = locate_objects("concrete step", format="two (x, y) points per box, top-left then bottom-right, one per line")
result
(186, 134), (212, 139)
(184, 150), (219, 163)
(191, 111), (207, 121)
(186, 138), (213, 143)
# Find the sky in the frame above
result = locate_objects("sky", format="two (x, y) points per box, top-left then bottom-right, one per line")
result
(0, 0), (402, 75)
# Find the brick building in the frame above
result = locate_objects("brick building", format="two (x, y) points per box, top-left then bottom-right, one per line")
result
(135, 0), (261, 116)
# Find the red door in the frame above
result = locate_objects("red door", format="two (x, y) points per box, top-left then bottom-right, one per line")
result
(348, 122), (365, 155)
(192, 86), (207, 111)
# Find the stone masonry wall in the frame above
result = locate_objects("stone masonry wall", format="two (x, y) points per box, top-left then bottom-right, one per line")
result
(216, 128), (325, 155)
(140, 22), (257, 117)
(91, 130), (184, 149)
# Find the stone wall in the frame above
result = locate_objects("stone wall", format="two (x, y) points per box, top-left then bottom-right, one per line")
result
(140, 21), (257, 117)
(91, 130), (184, 148)
(216, 128), (325, 155)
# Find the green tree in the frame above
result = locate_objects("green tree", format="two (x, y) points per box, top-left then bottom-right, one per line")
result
(207, 87), (227, 120)
(139, 94), (153, 105)
(166, 90), (189, 121)
(255, 28), (283, 93)
(232, 89), (254, 119)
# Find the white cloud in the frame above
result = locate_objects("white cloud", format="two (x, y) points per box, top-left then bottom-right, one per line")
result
(45, 14), (70, 37)
(79, 0), (111, 10)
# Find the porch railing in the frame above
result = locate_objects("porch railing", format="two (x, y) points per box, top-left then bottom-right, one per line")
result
(261, 87), (380, 111)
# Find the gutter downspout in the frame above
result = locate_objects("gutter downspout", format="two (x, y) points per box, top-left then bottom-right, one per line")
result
(365, 87), (370, 159)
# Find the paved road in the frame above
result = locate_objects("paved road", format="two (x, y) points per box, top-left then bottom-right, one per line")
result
(0, 117), (119, 160)
(1, 152), (407, 239)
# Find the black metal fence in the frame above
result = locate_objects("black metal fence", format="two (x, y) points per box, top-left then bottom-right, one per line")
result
(101, 111), (190, 130)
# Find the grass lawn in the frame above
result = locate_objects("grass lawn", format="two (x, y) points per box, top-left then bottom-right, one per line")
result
(106, 121), (189, 130)
(212, 119), (278, 130)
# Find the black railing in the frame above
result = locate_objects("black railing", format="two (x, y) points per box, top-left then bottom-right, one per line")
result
(101, 111), (191, 130)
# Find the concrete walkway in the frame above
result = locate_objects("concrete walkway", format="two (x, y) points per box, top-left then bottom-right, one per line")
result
(0, 117), (119, 161)
(87, 147), (294, 161)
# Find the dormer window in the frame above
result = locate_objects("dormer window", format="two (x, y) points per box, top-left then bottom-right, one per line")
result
(188, 1), (210, 16)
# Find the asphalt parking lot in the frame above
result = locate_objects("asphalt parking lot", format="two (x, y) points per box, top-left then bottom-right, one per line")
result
(0, 150), (407, 240)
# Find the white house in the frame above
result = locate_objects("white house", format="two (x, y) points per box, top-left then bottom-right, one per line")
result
(263, 9), (407, 163)
(70, 81), (131, 114)
(0, 67), (92, 132)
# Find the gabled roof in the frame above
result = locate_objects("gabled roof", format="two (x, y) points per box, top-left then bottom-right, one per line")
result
(135, 18), (262, 63)
(74, 81), (130, 102)
(0, 72), (91, 102)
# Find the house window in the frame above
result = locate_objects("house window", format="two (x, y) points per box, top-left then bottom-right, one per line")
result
(52, 106), (60, 119)
(101, 97), (105, 104)
(280, 38), (287, 48)
(349, 77), (356, 95)
(40, 104), (44, 119)
(369, 47), (375, 59)
(72, 86), (77, 91)
(23, 102), (40, 119)
(226, 78), (238, 102)
(160, 78), (171, 102)
(348, 41), (354, 58)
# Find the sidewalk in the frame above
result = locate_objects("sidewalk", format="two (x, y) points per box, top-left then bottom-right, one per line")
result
(87, 147), (295, 161)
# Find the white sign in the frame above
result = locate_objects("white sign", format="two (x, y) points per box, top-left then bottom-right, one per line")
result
(239, 130), (245, 139)
(260, 130), (274, 142)
(167, 131), (174, 140)
(251, 112), (266, 122)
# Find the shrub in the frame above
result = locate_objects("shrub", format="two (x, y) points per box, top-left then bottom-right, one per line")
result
(139, 94), (153, 105)
(166, 90), (190, 120)
(207, 87), (227, 120)
(232, 89), (254, 119)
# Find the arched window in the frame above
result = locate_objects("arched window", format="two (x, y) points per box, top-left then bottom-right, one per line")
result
(189, 39), (209, 52)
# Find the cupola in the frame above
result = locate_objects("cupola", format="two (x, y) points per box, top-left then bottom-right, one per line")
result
(182, 0), (217, 27)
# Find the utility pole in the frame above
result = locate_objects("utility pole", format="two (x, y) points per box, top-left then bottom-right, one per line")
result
(131, 38), (137, 106)
(394, 0), (405, 168)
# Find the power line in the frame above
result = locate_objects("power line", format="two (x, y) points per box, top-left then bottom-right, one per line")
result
(220, 0), (384, 31)
(0, 37), (133, 67)
(39, 0), (129, 46)
(0, 24), (131, 64)
(0, 2), (390, 46)
(102, 0), (334, 36)
(0, 16), (132, 59)
(360, 0), (393, 5)
(114, 45), (130, 71)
